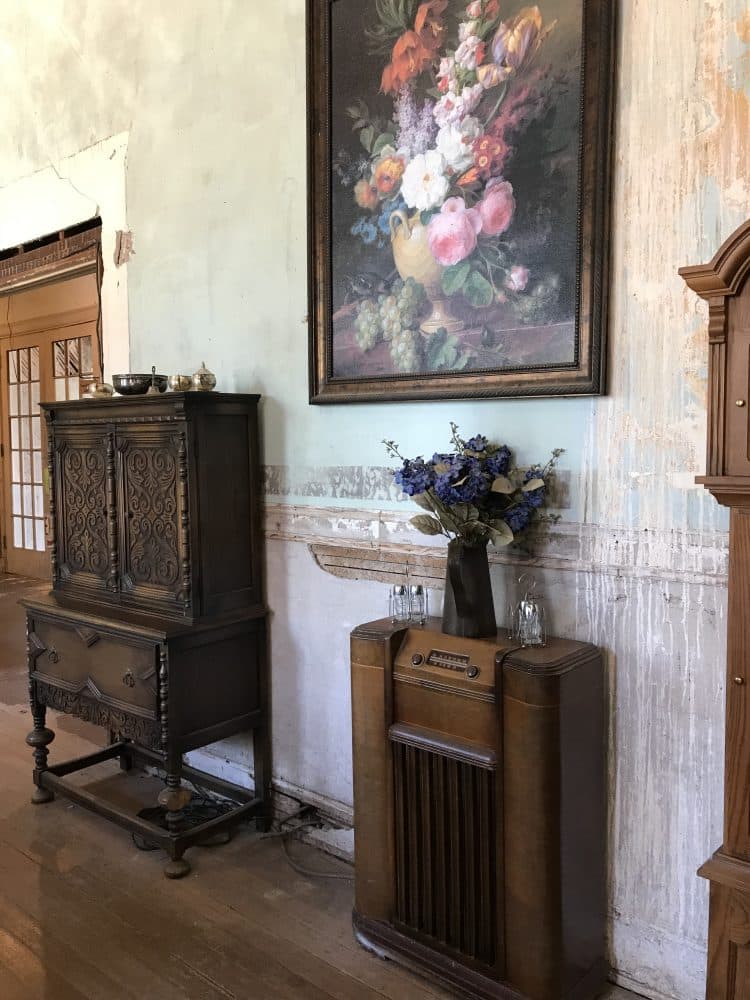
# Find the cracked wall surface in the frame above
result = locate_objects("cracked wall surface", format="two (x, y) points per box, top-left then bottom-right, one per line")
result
(1, 2), (749, 997)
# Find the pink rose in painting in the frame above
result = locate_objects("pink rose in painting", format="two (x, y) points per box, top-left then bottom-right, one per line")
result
(478, 178), (515, 235)
(466, 1), (483, 16)
(505, 265), (530, 291)
(427, 197), (482, 266)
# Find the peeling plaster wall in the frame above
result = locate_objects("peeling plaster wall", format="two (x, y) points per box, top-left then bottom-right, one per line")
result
(2, 2), (749, 997)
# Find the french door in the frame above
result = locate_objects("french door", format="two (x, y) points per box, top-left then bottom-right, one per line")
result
(0, 273), (101, 578)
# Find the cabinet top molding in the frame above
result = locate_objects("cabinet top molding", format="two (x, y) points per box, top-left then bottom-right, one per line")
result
(41, 391), (261, 411)
(679, 220), (750, 299)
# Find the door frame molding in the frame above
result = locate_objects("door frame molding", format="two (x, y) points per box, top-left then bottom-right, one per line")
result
(0, 268), (102, 575)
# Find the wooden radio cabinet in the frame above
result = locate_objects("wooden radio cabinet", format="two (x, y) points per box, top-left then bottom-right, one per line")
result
(24, 392), (269, 878)
(350, 619), (607, 1000)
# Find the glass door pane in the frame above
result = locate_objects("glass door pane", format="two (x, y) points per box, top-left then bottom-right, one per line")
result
(7, 345), (45, 554)
(52, 334), (95, 401)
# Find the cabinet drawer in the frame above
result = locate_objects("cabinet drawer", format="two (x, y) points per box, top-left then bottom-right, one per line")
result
(30, 617), (158, 717)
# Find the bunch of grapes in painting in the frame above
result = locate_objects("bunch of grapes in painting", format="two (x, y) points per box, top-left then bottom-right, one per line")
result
(390, 328), (422, 372)
(355, 277), (429, 371)
(354, 299), (382, 351)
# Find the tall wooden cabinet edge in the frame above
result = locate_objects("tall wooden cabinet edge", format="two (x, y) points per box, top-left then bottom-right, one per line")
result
(681, 219), (750, 999)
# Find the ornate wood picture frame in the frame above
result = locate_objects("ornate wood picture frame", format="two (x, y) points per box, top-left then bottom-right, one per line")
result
(308, 0), (615, 403)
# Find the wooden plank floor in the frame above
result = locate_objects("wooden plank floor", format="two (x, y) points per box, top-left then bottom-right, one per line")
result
(0, 577), (642, 1000)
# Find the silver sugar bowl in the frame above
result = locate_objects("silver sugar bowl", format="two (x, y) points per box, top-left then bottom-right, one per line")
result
(191, 361), (217, 392)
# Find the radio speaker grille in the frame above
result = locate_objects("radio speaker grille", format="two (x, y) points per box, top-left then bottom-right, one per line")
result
(392, 739), (497, 966)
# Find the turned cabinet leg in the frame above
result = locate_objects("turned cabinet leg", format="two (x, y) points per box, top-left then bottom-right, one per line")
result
(158, 769), (192, 879)
(157, 644), (191, 877)
(163, 848), (191, 880)
(158, 756), (192, 878)
(26, 700), (55, 805)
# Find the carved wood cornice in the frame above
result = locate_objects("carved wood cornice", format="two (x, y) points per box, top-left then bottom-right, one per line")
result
(707, 297), (728, 342)
(679, 220), (750, 299)
(695, 478), (750, 509)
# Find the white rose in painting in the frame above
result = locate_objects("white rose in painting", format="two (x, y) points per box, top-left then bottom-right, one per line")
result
(436, 117), (482, 173)
(400, 151), (450, 212)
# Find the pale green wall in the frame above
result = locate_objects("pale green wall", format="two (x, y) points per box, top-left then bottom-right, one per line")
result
(0, 0), (592, 520)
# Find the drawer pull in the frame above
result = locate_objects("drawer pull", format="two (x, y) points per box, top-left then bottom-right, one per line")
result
(47, 648), (59, 664)
(122, 671), (136, 688)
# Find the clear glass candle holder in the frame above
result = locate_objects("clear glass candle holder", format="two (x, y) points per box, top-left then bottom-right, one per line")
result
(389, 584), (410, 622)
(409, 584), (428, 624)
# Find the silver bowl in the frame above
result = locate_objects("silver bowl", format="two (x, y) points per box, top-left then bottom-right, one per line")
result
(112, 373), (168, 395)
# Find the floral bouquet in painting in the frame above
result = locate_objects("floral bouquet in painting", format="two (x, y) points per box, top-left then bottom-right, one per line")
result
(336, 0), (569, 377)
(384, 423), (561, 636)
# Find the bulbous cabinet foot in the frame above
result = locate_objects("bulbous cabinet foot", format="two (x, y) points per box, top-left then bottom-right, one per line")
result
(163, 857), (191, 880)
(26, 708), (55, 805)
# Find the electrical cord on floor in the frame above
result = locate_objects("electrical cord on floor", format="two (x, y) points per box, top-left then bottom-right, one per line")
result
(262, 806), (353, 881)
(280, 835), (353, 882)
(131, 791), (238, 852)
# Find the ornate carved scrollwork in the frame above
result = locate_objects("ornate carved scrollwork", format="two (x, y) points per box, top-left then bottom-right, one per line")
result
(123, 443), (180, 588)
(35, 680), (161, 750)
(46, 424), (58, 583)
(177, 431), (192, 609)
(61, 442), (109, 576)
(105, 431), (119, 591)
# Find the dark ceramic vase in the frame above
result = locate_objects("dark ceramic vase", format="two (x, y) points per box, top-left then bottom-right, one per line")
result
(441, 537), (497, 639)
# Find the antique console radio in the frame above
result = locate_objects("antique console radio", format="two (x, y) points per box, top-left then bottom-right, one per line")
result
(350, 619), (607, 1000)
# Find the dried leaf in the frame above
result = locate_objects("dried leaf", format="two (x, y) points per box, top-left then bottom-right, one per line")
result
(491, 476), (514, 494)
(488, 520), (514, 547)
(522, 477), (545, 492)
(410, 514), (443, 536)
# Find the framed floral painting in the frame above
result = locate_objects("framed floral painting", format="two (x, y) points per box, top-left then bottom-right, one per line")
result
(308, 0), (615, 403)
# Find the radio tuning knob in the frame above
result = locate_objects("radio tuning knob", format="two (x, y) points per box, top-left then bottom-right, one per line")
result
(411, 653), (424, 666)
(467, 665), (479, 679)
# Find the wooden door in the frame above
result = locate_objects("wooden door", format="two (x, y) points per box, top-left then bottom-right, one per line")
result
(0, 274), (101, 578)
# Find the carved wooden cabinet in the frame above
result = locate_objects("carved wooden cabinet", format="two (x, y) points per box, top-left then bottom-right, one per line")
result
(681, 220), (750, 998)
(24, 393), (268, 878)
(47, 393), (262, 619)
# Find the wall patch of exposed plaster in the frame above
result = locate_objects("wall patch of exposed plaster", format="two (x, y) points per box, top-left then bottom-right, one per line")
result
(114, 230), (134, 266)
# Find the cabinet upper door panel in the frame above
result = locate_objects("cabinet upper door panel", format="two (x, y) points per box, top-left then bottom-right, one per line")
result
(116, 425), (190, 614)
(53, 426), (115, 597)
